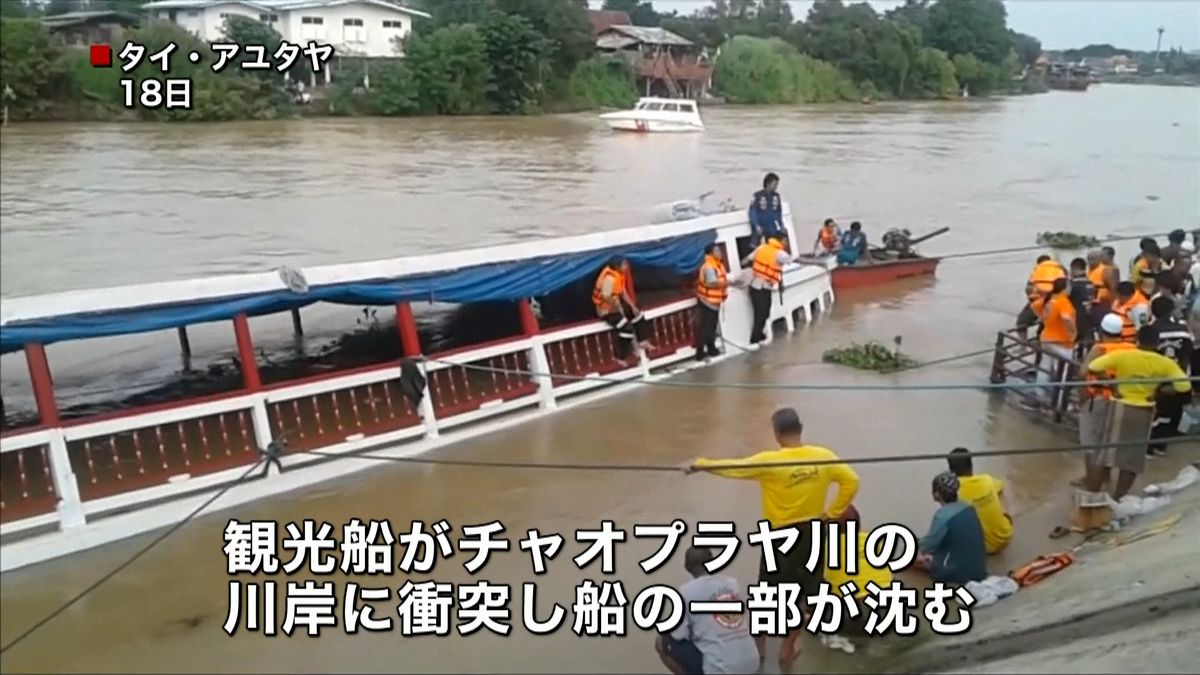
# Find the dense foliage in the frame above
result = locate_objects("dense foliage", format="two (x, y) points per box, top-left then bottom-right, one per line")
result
(2, 0), (1075, 122)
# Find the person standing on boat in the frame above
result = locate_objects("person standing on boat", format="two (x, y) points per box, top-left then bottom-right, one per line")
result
(747, 237), (792, 345)
(747, 172), (784, 247)
(1130, 238), (1162, 287)
(1017, 255), (1066, 335)
(592, 256), (652, 365)
(1034, 277), (1077, 408)
(694, 243), (729, 361)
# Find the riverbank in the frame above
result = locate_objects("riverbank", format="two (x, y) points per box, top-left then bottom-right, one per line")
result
(893, 454), (1200, 674)
(1100, 73), (1200, 88)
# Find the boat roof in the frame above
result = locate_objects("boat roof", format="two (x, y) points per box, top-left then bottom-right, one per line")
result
(0, 207), (754, 353)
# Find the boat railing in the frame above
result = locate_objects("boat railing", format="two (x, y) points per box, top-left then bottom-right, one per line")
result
(0, 296), (703, 538)
(989, 328), (1082, 425)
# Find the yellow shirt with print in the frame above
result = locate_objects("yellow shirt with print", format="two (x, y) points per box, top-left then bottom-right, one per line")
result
(1088, 349), (1192, 408)
(693, 445), (859, 527)
(824, 531), (893, 600)
(957, 474), (1012, 554)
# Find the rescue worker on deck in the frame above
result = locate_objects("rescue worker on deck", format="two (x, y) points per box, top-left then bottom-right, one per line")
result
(748, 172), (784, 246)
(1111, 280), (1151, 343)
(813, 218), (841, 256)
(1034, 277), (1077, 408)
(693, 243), (729, 361)
(1147, 296), (1194, 459)
(592, 256), (653, 365)
(1087, 249), (1118, 329)
(748, 236), (793, 345)
(1017, 255), (1066, 334)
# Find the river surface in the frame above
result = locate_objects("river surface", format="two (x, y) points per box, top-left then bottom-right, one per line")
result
(0, 84), (1198, 673)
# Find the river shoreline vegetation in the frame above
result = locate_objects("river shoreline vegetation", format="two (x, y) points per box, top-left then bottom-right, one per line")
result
(0, 0), (1058, 123)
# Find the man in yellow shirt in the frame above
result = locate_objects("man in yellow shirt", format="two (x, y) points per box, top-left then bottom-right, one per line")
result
(1088, 325), (1194, 499)
(684, 407), (859, 671)
(946, 447), (1013, 554)
(823, 505), (892, 638)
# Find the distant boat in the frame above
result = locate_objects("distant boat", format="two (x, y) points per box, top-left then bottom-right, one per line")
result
(599, 96), (704, 133)
(1047, 63), (1092, 91)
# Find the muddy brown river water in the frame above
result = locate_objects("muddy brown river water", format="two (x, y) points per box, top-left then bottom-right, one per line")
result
(0, 84), (1198, 673)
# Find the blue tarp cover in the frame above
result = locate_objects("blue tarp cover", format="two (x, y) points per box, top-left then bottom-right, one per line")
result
(1, 231), (715, 353)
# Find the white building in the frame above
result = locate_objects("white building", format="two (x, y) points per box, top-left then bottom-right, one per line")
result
(141, 0), (429, 58)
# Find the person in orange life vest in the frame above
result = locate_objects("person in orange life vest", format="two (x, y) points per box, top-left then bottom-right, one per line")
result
(1087, 249), (1119, 328)
(1111, 280), (1151, 343)
(592, 256), (653, 364)
(1032, 277), (1077, 408)
(1078, 313), (1136, 490)
(694, 243), (729, 361)
(1017, 255), (1066, 332)
(747, 236), (793, 345)
(813, 218), (841, 256)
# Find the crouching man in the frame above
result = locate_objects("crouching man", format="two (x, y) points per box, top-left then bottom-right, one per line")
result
(656, 546), (762, 675)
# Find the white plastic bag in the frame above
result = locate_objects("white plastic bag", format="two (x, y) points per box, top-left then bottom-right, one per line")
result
(1143, 464), (1200, 496)
(964, 576), (1019, 608)
(1111, 494), (1171, 519)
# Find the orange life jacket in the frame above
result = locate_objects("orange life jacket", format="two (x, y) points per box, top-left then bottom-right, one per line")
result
(592, 266), (624, 315)
(818, 225), (838, 252)
(695, 255), (728, 306)
(1010, 552), (1074, 588)
(1112, 291), (1149, 342)
(1088, 263), (1114, 305)
(1085, 340), (1135, 399)
(1027, 260), (1066, 301)
(752, 239), (785, 286)
(1040, 293), (1077, 347)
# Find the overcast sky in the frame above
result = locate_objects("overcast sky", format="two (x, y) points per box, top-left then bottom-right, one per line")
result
(640, 1), (1200, 50)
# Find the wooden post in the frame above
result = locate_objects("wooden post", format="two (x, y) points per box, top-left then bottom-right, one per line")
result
(24, 343), (59, 427)
(517, 299), (539, 336)
(290, 308), (304, 336)
(395, 302), (420, 357)
(232, 314), (261, 391)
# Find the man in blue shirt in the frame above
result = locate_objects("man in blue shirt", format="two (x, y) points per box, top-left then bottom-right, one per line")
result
(748, 172), (784, 245)
(836, 221), (870, 266)
(915, 472), (988, 585)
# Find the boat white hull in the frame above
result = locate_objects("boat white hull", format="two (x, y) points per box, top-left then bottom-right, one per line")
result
(603, 118), (704, 133)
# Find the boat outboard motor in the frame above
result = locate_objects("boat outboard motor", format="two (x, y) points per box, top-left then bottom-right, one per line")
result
(881, 228), (915, 257)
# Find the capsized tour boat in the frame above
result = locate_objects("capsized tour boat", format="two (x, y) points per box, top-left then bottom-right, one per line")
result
(599, 97), (704, 133)
(0, 194), (833, 571)
(798, 226), (948, 292)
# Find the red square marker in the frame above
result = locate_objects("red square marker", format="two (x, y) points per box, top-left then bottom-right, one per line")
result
(90, 44), (113, 68)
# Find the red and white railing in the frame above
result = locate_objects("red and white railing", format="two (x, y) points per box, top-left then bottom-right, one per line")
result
(0, 298), (699, 540)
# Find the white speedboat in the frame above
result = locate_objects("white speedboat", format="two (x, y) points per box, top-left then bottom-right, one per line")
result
(599, 96), (704, 133)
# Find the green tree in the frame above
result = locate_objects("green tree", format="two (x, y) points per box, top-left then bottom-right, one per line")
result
(907, 46), (957, 97)
(494, 0), (593, 82)
(406, 23), (491, 114)
(0, 1), (33, 18)
(1009, 30), (1042, 66)
(602, 0), (660, 27)
(480, 10), (549, 113)
(221, 15), (304, 107)
(430, 0), (493, 28)
(926, 0), (1011, 65)
(0, 19), (72, 118)
(800, 1), (920, 98)
(567, 56), (636, 108)
(713, 35), (857, 104)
